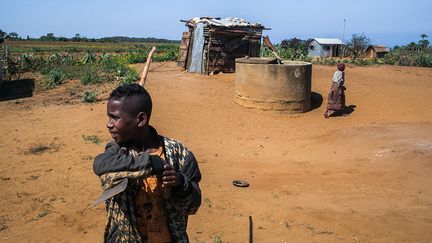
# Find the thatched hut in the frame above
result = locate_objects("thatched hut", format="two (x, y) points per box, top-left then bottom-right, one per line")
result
(364, 45), (390, 58)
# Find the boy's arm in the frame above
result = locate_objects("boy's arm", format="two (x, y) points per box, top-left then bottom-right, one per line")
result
(93, 140), (164, 176)
(93, 141), (164, 192)
(169, 150), (202, 216)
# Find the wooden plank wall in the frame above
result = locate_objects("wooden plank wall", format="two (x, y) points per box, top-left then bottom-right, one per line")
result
(177, 31), (191, 68)
(179, 26), (263, 74)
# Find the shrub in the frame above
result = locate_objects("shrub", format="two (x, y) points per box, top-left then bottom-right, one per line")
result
(81, 52), (96, 64)
(383, 35), (432, 67)
(116, 65), (128, 77)
(384, 48), (432, 67)
(43, 68), (66, 88)
(123, 52), (147, 64)
(80, 70), (100, 85)
(81, 90), (98, 103)
(416, 53), (432, 67)
(261, 39), (310, 62)
(122, 69), (139, 85)
(100, 55), (121, 74)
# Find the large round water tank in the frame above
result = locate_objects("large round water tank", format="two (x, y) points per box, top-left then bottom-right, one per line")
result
(235, 58), (312, 113)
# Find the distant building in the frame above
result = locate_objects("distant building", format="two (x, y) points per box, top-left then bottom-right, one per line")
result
(178, 17), (266, 74)
(308, 38), (344, 58)
(364, 45), (390, 58)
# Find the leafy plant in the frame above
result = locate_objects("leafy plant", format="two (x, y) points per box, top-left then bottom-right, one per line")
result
(122, 69), (139, 84)
(80, 70), (100, 85)
(261, 37), (311, 62)
(100, 55), (122, 74)
(81, 90), (98, 103)
(43, 68), (66, 88)
(81, 52), (96, 64)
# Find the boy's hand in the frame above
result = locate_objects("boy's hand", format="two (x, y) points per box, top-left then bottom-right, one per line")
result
(150, 155), (164, 175)
(162, 164), (183, 187)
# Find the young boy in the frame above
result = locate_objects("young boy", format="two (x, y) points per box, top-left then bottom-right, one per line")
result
(93, 83), (201, 242)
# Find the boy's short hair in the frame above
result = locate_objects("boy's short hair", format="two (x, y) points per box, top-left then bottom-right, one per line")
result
(109, 83), (152, 120)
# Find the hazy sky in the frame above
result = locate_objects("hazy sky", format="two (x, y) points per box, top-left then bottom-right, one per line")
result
(1, 0), (431, 47)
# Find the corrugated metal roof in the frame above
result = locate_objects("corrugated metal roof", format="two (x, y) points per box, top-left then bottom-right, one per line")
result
(188, 17), (264, 28)
(367, 45), (390, 53)
(313, 38), (344, 45)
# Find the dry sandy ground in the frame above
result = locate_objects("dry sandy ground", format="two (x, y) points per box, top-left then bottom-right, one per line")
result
(0, 62), (432, 242)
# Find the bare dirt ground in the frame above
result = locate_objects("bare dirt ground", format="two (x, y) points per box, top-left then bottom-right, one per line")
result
(1, 62), (432, 242)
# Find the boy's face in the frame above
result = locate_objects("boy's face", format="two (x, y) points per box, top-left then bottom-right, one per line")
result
(106, 98), (141, 144)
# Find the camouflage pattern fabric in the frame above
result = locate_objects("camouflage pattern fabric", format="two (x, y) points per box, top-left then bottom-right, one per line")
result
(97, 136), (201, 243)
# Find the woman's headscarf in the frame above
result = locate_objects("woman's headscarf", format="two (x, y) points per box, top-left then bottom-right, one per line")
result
(337, 63), (345, 71)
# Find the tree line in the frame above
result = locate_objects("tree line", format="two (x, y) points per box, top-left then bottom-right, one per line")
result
(0, 30), (179, 43)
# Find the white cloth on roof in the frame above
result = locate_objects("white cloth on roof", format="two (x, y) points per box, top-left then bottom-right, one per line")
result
(191, 17), (261, 27)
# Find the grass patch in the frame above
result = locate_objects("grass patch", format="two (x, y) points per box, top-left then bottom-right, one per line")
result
(0, 216), (9, 232)
(82, 135), (102, 144)
(211, 234), (224, 243)
(81, 155), (94, 161)
(28, 175), (39, 180)
(26, 143), (61, 155)
(28, 144), (50, 154)
(204, 197), (212, 208)
(34, 210), (49, 220)
(16, 192), (29, 198)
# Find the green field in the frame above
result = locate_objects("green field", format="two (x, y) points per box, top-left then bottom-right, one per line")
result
(6, 41), (179, 56)
(1, 41), (180, 92)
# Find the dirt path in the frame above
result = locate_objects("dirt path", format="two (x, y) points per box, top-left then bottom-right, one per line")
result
(0, 62), (431, 242)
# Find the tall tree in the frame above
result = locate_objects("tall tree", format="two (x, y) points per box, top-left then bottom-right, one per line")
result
(347, 33), (370, 59)
(419, 34), (430, 48)
(46, 33), (56, 41)
(8, 32), (19, 40)
(73, 33), (81, 42)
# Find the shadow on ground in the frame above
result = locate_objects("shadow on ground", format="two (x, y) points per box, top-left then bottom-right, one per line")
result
(310, 91), (323, 110)
(328, 105), (357, 117)
(344, 105), (357, 115)
(0, 79), (35, 102)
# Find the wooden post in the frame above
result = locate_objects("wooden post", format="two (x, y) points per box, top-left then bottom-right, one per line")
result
(136, 46), (171, 199)
(139, 46), (157, 87)
(263, 36), (283, 63)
